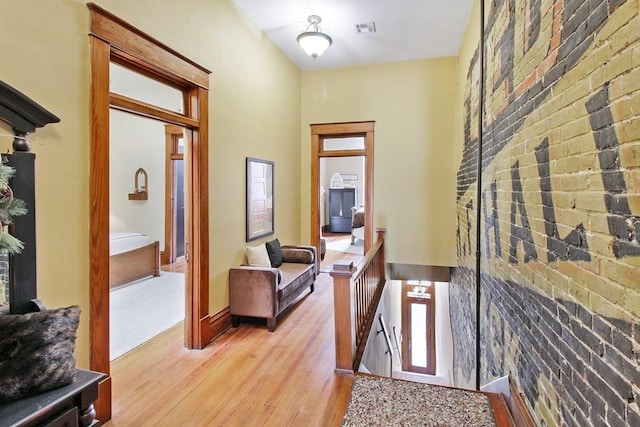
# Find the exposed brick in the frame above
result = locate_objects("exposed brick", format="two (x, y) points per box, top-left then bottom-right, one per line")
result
(451, 1), (639, 426)
(612, 328), (634, 359)
(605, 409), (625, 427)
(576, 303), (594, 327)
(593, 316), (613, 342)
(609, 0), (627, 13)
(586, 367), (626, 416)
(570, 319), (602, 351)
(604, 344), (640, 385)
(591, 354), (634, 400)
(563, 373), (590, 415)
(628, 407), (640, 426)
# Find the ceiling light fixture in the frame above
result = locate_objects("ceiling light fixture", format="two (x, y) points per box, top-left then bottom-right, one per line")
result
(297, 15), (332, 59)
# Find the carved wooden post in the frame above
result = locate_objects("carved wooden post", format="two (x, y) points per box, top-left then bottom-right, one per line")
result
(7, 152), (37, 314)
(331, 264), (356, 374)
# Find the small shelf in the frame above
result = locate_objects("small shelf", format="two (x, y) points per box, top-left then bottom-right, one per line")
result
(128, 191), (148, 200)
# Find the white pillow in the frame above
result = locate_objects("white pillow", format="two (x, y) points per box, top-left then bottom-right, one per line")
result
(246, 243), (271, 267)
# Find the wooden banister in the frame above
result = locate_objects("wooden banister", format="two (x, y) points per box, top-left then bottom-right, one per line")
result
(331, 228), (386, 374)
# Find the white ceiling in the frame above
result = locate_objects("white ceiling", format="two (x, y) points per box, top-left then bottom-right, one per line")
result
(232, 0), (474, 71)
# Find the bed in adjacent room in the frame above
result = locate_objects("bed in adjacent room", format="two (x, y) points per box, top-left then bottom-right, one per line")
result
(109, 232), (160, 288)
(351, 206), (365, 244)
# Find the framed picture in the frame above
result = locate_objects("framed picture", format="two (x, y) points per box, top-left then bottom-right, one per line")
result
(246, 157), (274, 241)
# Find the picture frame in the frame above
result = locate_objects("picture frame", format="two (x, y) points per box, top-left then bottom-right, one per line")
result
(246, 157), (274, 241)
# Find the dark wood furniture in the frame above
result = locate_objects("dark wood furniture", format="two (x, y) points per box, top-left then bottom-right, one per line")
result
(0, 82), (105, 426)
(0, 81), (59, 314)
(0, 370), (105, 427)
(329, 188), (356, 233)
(109, 240), (160, 288)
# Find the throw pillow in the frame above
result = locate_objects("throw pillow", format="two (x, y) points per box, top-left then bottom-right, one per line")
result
(265, 238), (283, 268)
(246, 243), (271, 267)
(0, 305), (80, 403)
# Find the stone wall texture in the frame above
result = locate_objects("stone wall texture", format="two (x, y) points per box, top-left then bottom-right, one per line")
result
(451, 0), (640, 425)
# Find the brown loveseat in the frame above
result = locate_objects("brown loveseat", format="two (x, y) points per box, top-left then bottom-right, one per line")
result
(229, 244), (318, 332)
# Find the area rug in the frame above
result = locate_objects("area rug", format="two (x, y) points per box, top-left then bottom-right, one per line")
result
(343, 376), (496, 426)
(326, 237), (364, 255)
(110, 272), (185, 360)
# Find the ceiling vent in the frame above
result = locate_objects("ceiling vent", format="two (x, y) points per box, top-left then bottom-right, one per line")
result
(355, 21), (376, 34)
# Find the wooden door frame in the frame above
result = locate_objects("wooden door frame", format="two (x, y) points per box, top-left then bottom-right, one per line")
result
(401, 281), (436, 375)
(88, 3), (210, 421)
(162, 125), (185, 265)
(310, 122), (374, 256)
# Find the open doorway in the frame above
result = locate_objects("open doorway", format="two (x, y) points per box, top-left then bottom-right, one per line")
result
(320, 156), (365, 260)
(162, 125), (186, 266)
(310, 122), (375, 264)
(89, 3), (211, 420)
(108, 110), (186, 361)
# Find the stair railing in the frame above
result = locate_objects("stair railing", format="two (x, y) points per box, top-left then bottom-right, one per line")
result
(330, 228), (386, 374)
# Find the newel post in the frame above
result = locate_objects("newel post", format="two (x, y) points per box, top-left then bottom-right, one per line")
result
(330, 265), (356, 374)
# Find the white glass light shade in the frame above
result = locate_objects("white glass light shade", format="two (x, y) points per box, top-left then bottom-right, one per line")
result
(297, 31), (332, 59)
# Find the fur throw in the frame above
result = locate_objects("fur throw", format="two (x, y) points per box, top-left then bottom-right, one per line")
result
(0, 306), (80, 403)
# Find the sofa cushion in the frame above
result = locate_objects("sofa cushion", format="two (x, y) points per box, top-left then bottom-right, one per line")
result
(246, 243), (271, 267)
(277, 262), (315, 303)
(265, 238), (283, 268)
(281, 247), (314, 264)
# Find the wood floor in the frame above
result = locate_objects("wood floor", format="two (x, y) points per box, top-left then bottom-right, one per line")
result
(106, 241), (360, 426)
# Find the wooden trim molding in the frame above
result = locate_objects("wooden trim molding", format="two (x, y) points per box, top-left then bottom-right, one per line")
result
(88, 4), (211, 421)
(110, 93), (199, 128)
(162, 125), (184, 266)
(507, 381), (537, 427)
(310, 121), (375, 255)
(208, 307), (232, 341)
(89, 35), (112, 422)
(87, 3), (210, 88)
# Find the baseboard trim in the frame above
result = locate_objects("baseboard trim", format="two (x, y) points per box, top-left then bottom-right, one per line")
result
(209, 306), (232, 342)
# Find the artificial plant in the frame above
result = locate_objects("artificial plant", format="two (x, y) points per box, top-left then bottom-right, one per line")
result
(0, 163), (26, 254)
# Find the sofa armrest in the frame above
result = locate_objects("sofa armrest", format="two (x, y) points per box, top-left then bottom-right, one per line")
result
(229, 266), (279, 318)
(281, 245), (319, 277)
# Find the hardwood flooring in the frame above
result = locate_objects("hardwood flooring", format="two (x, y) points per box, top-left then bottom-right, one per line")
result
(107, 246), (361, 426)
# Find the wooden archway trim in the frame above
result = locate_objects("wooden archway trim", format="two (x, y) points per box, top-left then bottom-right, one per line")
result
(88, 4), (210, 422)
(87, 3), (210, 88)
(310, 121), (375, 256)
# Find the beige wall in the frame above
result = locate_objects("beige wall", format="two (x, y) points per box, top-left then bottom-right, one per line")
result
(0, 0), (301, 366)
(110, 111), (166, 245)
(301, 59), (458, 266)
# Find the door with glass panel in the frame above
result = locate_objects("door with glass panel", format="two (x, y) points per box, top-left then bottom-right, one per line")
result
(402, 280), (436, 375)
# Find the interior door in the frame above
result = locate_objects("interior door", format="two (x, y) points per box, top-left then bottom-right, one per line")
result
(402, 281), (436, 375)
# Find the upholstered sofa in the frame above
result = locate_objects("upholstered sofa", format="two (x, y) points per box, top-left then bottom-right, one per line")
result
(229, 242), (318, 332)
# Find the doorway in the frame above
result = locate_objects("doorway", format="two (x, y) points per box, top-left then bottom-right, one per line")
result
(163, 125), (186, 265)
(401, 280), (436, 375)
(310, 122), (375, 259)
(88, 4), (210, 421)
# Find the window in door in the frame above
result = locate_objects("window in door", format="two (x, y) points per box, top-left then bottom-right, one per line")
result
(402, 280), (436, 374)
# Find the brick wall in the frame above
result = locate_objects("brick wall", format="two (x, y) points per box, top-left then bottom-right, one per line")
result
(451, 0), (640, 425)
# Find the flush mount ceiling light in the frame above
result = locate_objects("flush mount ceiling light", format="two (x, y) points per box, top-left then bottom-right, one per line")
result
(296, 15), (332, 59)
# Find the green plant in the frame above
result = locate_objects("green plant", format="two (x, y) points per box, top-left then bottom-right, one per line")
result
(0, 163), (27, 254)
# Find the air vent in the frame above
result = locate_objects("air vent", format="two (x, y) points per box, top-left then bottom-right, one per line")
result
(355, 21), (376, 33)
